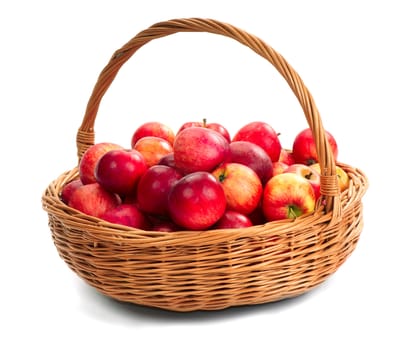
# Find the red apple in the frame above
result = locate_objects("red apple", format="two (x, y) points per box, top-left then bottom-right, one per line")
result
(131, 121), (175, 148)
(213, 210), (253, 229)
(101, 203), (149, 229)
(212, 162), (262, 215)
(284, 163), (321, 200)
(279, 149), (295, 165)
(167, 171), (226, 230)
(177, 119), (231, 142)
(136, 165), (183, 216)
(262, 173), (316, 221)
(232, 121), (282, 162)
(229, 140), (273, 184)
(133, 136), (174, 168)
(272, 161), (289, 176)
(173, 127), (230, 174)
(60, 179), (83, 204)
(292, 128), (338, 165)
(94, 149), (147, 196)
(68, 183), (120, 218)
(79, 142), (123, 184)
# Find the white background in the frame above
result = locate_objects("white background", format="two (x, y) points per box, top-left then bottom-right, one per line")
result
(1, 0), (417, 349)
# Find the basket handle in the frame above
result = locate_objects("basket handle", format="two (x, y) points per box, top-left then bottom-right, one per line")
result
(76, 17), (341, 217)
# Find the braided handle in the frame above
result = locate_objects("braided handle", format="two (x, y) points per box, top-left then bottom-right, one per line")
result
(76, 18), (340, 216)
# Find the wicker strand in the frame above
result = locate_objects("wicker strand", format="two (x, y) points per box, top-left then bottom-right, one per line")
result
(76, 129), (95, 162)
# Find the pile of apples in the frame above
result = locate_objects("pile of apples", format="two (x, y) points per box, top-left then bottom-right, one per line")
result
(61, 120), (349, 231)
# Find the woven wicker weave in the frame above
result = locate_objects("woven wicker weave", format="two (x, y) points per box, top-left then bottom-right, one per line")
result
(42, 18), (368, 312)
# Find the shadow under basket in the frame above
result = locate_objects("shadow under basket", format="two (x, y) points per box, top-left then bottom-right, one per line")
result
(42, 18), (368, 312)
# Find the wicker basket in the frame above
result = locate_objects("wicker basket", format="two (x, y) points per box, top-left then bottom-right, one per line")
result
(42, 18), (368, 312)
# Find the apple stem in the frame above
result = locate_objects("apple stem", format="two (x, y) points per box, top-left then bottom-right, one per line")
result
(202, 118), (207, 127)
(218, 173), (226, 183)
(288, 206), (301, 219)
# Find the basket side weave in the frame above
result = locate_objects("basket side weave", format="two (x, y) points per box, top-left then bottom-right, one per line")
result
(43, 163), (367, 311)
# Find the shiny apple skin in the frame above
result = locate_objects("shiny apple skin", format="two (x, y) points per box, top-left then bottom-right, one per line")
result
(167, 171), (226, 230)
(173, 127), (230, 174)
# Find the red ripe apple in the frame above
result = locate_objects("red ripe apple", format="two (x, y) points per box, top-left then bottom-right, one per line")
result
(229, 140), (273, 184)
(272, 161), (289, 176)
(232, 121), (282, 162)
(292, 128), (338, 165)
(94, 149), (147, 196)
(136, 165), (183, 216)
(173, 127), (230, 174)
(212, 162), (262, 215)
(262, 173), (316, 221)
(68, 183), (120, 218)
(79, 142), (123, 184)
(60, 179), (83, 204)
(133, 136), (174, 168)
(177, 119), (231, 142)
(284, 163), (321, 200)
(213, 210), (253, 229)
(167, 171), (226, 230)
(279, 149), (295, 165)
(101, 203), (149, 229)
(131, 121), (175, 148)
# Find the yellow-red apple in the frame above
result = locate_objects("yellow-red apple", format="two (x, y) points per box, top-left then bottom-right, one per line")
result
(310, 163), (350, 192)
(212, 162), (262, 215)
(133, 136), (173, 168)
(131, 121), (175, 148)
(284, 163), (321, 200)
(262, 173), (315, 221)
(272, 161), (289, 176)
